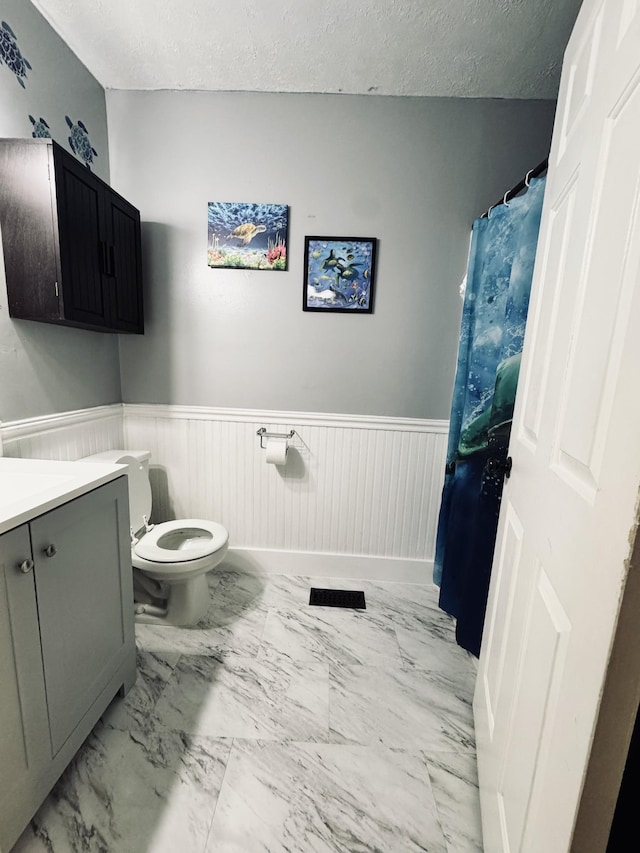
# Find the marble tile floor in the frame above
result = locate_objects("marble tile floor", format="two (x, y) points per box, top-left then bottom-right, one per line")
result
(13, 569), (483, 853)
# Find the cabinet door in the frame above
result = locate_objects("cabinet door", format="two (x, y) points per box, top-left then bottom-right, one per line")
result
(0, 526), (50, 851)
(53, 145), (108, 329)
(0, 140), (62, 323)
(104, 189), (144, 333)
(1, 140), (144, 334)
(31, 478), (133, 755)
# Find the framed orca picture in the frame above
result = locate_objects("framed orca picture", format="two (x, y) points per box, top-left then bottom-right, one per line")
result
(303, 236), (377, 313)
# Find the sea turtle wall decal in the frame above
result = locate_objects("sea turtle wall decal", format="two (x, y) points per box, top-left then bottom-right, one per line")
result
(29, 115), (51, 138)
(65, 116), (98, 169)
(0, 21), (31, 87)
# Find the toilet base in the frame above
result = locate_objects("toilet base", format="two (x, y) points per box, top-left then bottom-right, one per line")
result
(133, 571), (210, 627)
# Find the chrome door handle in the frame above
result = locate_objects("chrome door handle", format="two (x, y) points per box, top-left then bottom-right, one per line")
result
(19, 558), (34, 573)
(44, 544), (57, 558)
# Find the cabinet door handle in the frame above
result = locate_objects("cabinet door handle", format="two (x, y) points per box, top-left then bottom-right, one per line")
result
(19, 558), (34, 573)
(44, 544), (57, 558)
(100, 242), (115, 276)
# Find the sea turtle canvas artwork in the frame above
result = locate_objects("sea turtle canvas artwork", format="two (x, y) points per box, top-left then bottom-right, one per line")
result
(303, 236), (377, 313)
(207, 202), (288, 270)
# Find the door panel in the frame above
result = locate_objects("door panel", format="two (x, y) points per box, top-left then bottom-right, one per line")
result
(552, 81), (640, 497)
(31, 479), (130, 755)
(105, 191), (144, 333)
(474, 3), (640, 851)
(520, 173), (578, 451)
(482, 503), (524, 736)
(54, 148), (107, 327)
(557, 5), (603, 160)
(618, 0), (639, 44)
(0, 525), (49, 850)
(500, 566), (571, 852)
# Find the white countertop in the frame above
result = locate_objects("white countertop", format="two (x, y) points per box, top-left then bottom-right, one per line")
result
(0, 457), (126, 535)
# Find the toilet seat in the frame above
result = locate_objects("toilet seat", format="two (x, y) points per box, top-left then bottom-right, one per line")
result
(81, 451), (230, 626)
(133, 518), (229, 563)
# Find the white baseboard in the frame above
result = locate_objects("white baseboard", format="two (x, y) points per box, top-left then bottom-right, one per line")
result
(222, 546), (434, 585)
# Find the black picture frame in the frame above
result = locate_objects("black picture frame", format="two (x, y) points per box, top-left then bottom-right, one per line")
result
(303, 236), (377, 313)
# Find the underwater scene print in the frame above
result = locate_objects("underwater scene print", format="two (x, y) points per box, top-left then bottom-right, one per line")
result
(207, 202), (288, 270)
(304, 237), (376, 312)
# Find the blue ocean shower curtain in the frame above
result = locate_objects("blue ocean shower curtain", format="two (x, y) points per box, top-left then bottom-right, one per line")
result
(434, 177), (546, 657)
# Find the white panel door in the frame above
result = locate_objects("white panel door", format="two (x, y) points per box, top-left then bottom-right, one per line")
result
(474, 2), (640, 851)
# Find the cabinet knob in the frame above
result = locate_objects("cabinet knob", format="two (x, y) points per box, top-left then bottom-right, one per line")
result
(44, 544), (57, 558)
(19, 558), (34, 574)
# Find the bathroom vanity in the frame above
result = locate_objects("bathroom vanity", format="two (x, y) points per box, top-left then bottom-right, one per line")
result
(0, 458), (136, 851)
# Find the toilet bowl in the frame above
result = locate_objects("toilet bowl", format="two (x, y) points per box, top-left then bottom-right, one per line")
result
(81, 450), (229, 627)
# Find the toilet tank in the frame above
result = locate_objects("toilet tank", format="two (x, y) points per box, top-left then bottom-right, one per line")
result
(81, 450), (152, 534)
(82, 449), (151, 472)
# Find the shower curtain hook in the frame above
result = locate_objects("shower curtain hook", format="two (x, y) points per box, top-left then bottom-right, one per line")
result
(487, 204), (494, 218)
(525, 169), (534, 187)
(503, 191), (510, 207)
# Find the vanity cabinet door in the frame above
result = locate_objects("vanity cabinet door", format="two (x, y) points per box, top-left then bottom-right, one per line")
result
(30, 477), (133, 756)
(0, 525), (50, 851)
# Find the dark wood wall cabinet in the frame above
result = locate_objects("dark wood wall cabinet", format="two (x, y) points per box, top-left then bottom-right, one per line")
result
(0, 139), (144, 334)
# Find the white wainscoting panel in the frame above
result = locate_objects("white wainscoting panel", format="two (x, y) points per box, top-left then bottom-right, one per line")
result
(0, 403), (449, 582)
(123, 405), (448, 578)
(0, 405), (124, 461)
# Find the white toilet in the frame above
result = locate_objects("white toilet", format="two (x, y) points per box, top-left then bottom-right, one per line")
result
(82, 450), (229, 627)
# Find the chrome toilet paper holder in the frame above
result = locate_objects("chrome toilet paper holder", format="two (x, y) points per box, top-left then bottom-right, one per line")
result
(257, 427), (296, 450)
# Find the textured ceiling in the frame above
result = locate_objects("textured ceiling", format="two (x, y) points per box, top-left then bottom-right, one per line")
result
(31, 0), (583, 98)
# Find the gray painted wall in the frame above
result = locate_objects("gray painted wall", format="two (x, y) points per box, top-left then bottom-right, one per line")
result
(109, 91), (556, 419)
(0, 0), (121, 421)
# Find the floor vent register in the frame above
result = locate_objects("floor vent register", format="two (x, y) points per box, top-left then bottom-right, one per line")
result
(309, 588), (366, 609)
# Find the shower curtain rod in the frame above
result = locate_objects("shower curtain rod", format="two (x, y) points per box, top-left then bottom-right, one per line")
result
(480, 156), (549, 218)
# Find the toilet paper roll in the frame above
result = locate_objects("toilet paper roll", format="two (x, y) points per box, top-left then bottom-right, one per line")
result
(265, 437), (289, 466)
